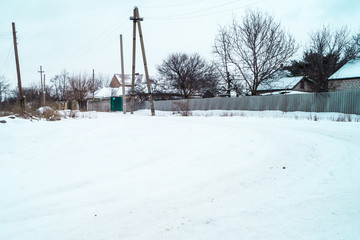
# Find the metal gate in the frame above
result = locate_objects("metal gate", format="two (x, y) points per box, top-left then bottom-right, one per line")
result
(110, 97), (123, 111)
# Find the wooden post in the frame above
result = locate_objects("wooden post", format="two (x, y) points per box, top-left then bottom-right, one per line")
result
(135, 7), (155, 116)
(120, 34), (126, 114)
(38, 66), (45, 106)
(130, 8), (137, 114)
(12, 22), (25, 111)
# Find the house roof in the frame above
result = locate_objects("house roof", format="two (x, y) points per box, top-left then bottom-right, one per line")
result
(258, 76), (304, 91)
(93, 87), (124, 99)
(329, 59), (360, 80)
(260, 90), (312, 96)
(112, 74), (147, 86)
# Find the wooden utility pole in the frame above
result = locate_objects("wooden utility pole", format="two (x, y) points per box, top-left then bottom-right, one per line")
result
(38, 66), (44, 91)
(12, 22), (25, 112)
(120, 34), (126, 114)
(130, 7), (155, 116)
(38, 66), (44, 105)
(43, 74), (46, 105)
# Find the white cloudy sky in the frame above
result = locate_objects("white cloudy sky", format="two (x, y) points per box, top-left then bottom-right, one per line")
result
(1, 0), (360, 88)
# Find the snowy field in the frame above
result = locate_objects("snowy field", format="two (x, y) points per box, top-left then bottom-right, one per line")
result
(1, 110), (360, 240)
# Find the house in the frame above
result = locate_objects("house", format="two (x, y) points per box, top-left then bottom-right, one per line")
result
(328, 59), (360, 91)
(87, 87), (125, 112)
(93, 87), (124, 99)
(257, 76), (317, 95)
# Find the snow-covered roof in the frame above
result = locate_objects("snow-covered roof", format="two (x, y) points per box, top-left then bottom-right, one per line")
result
(258, 76), (303, 91)
(93, 87), (124, 99)
(328, 59), (360, 80)
(113, 74), (146, 85)
(260, 90), (311, 96)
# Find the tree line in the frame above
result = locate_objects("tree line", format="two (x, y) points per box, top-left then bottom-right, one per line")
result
(0, 70), (111, 112)
(2, 8), (360, 112)
(157, 10), (360, 98)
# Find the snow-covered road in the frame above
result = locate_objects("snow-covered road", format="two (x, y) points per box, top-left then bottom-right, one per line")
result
(1, 110), (360, 240)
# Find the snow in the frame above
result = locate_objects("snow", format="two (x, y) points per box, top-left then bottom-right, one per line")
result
(93, 87), (123, 99)
(258, 76), (303, 91)
(1, 110), (360, 240)
(260, 90), (311, 95)
(329, 59), (360, 80)
(113, 74), (146, 85)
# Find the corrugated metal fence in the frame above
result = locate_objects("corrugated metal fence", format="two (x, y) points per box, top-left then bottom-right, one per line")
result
(144, 90), (360, 114)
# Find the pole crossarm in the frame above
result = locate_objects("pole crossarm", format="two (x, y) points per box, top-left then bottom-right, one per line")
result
(130, 16), (144, 22)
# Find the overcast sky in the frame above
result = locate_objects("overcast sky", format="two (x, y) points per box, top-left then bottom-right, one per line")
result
(1, 0), (360, 88)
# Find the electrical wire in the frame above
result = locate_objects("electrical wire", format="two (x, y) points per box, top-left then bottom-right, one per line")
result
(1, 44), (13, 75)
(47, 17), (133, 71)
(46, 9), (131, 69)
(145, 0), (266, 20)
(140, 0), (205, 9)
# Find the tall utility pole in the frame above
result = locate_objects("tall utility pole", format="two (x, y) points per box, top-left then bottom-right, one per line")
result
(120, 34), (126, 114)
(43, 74), (46, 105)
(135, 7), (155, 116)
(38, 66), (44, 90)
(130, 7), (137, 114)
(130, 7), (155, 116)
(12, 22), (25, 112)
(38, 66), (44, 105)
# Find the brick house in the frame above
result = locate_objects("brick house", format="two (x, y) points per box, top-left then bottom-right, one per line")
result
(328, 59), (360, 91)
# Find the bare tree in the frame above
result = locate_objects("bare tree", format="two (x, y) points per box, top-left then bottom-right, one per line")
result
(0, 75), (11, 112)
(96, 73), (112, 88)
(50, 69), (70, 100)
(0, 75), (10, 103)
(133, 78), (171, 102)
(68, 73), (91, 111)
(157, 53), (219, 99)
(289, 26), (359, 91)
(214, 9), (297, 95)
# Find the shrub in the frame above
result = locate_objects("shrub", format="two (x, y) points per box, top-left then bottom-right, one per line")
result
(172, 100), (192, 116)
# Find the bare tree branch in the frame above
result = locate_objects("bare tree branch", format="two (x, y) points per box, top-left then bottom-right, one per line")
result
(214, 9), (297, 95)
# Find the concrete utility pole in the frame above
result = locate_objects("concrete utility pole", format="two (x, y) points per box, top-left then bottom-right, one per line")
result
(130, 7), (137, 114)
(130, 7), (155, 116)
(135, 7), (155, 116)
(12, 22), (25, 112)
(120, 34), (126, 114)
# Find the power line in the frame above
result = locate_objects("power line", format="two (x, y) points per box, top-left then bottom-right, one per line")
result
(140, 0), (205, 9)
(52, 23), (132, 70)
(1, 44), (13, 75)
(46, 9), (131, 69)
(145, 0), (266, 20)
